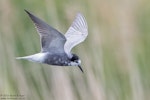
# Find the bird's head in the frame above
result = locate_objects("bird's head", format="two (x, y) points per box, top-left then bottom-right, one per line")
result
(70, 54), (83, 72)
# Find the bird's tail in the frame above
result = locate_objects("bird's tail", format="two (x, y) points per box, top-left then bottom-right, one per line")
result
(16, 53), (47, 63)
(16, 56), (29, 60)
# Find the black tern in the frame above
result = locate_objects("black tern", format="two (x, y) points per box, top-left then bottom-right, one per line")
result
(16, 10), (88, 72)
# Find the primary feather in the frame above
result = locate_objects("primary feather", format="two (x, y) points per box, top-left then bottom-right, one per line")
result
(25, 10), (66, 54)
(64, 13), (88, 57)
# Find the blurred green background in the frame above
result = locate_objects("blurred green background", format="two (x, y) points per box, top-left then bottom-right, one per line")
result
(0, 0), (150, 100)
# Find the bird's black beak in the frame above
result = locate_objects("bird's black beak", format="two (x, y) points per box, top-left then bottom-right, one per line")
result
(78, 65), (84, 73)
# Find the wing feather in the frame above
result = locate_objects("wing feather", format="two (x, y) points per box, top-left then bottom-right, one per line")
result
(25, 10), (66, 53)
(64, 13), (88, 57)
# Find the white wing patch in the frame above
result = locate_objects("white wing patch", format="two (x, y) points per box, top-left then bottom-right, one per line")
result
(64, 13), (88, 57)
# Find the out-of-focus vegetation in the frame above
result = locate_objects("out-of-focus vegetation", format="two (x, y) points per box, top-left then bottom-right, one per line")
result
(0, 0), (150, 100)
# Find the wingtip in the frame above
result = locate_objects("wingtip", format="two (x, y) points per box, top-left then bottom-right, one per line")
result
(24, 9), (38, 24)
(24, 9), (31, 15)
(24, 9), (27, 12)
(24, 9), (28, 13)
(76, 12), (83, 16)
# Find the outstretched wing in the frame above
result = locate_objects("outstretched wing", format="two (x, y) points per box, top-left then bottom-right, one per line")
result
(25, 10), (66, 53)
(64, 13), (88, 57)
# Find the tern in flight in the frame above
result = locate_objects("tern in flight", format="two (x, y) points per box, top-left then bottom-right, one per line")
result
(16, 10), (88, 72)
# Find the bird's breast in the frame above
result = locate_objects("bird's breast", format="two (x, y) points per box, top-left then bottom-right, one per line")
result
(44, 53), (70, 66)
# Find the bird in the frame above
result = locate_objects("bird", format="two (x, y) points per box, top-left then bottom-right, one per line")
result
(16, 10), (88, 72)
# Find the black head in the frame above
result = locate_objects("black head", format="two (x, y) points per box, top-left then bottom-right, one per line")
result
(70, 54), (84, 73)
(71, 54), (79, 61)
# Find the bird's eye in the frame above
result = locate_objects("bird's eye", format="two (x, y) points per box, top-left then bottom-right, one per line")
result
(71, 56), (77, 61)
(71, 57), (75, 61)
